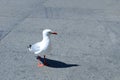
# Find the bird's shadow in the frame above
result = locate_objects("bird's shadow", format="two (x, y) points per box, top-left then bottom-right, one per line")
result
(36, 56), (79, 68)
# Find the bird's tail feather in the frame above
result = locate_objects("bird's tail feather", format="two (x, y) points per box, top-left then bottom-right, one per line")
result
(27, 44), (32, 51)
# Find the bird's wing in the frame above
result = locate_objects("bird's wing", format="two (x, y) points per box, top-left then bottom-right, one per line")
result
(31, 42), (41, 53)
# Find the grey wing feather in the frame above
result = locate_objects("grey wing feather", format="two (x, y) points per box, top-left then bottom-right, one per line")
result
(31, 43), (41, 52)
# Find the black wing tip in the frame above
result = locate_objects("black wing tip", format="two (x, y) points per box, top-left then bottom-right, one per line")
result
(27, 44), (32, 48)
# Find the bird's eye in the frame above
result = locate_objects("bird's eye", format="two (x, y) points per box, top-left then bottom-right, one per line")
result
(49, 32), (52, 34)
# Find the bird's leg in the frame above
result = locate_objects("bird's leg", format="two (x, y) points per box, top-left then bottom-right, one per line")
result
(36, 56), (44, 67)
(44, 55), (47, 65)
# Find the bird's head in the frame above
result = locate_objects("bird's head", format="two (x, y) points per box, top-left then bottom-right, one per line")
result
(43, 29), (57, 36)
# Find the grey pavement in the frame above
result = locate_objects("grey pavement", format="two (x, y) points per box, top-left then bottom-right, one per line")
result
(0, 0), (120, 80)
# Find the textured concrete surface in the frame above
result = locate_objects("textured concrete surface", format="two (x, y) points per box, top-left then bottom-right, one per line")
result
(0, 0), (120, 80)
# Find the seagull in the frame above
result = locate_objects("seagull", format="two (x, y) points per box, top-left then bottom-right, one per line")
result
(28, 29), (57, 67)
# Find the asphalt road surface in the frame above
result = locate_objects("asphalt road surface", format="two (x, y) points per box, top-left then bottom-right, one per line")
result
(0, 0), (120, 80)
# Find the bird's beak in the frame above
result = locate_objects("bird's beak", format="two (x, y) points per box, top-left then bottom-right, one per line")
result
(51, 32), (58, 35)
